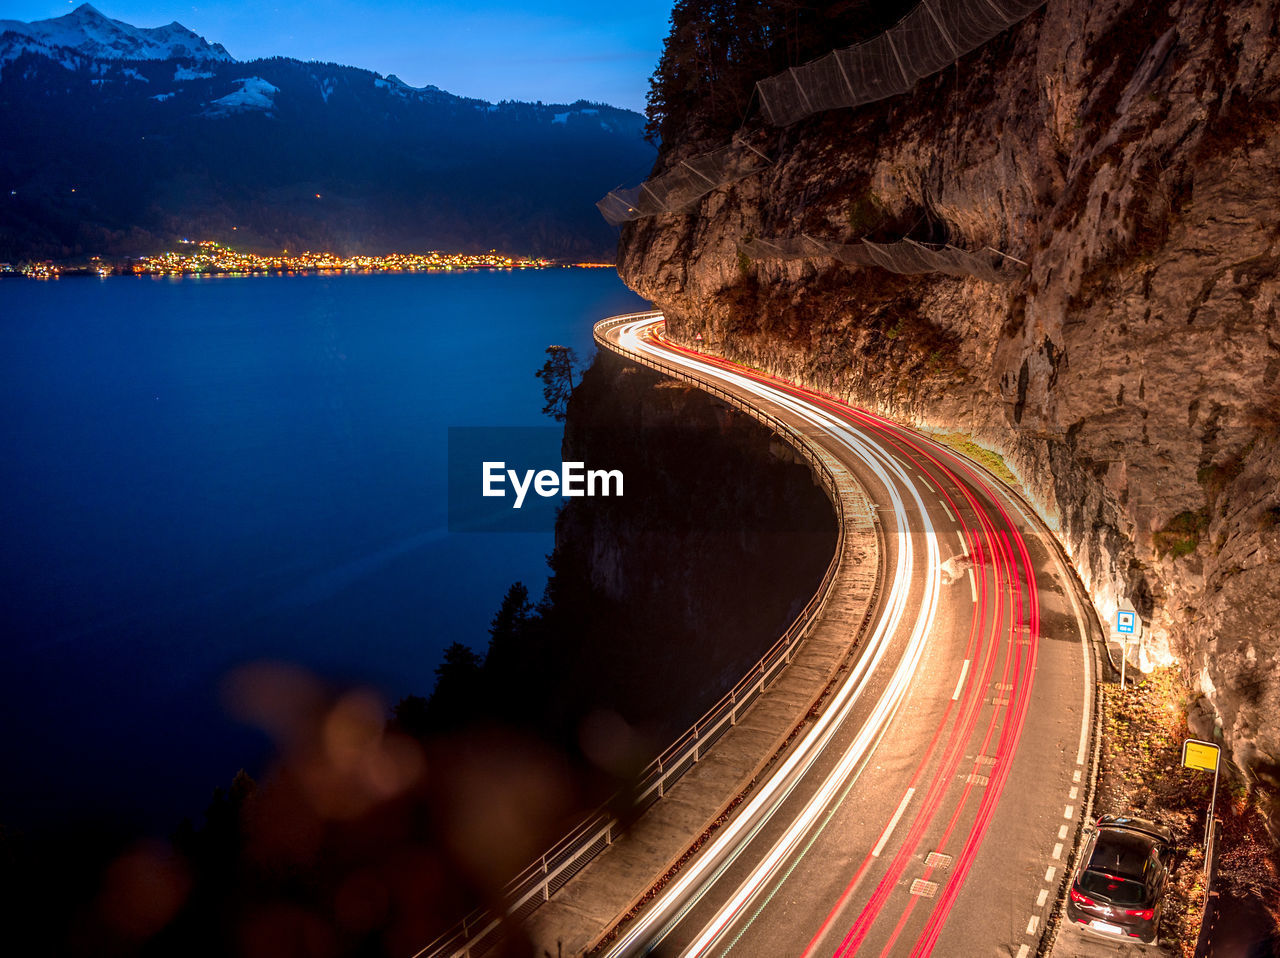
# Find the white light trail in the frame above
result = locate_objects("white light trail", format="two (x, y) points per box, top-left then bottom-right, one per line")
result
(599, 318), (944, 958)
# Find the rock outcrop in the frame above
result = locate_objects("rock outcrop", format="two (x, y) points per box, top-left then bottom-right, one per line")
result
(553, 350), (838, 741)
(617, 0), (1280, 818)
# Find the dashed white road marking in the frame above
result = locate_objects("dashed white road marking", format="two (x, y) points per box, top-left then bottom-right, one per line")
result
(1026, 915), (1040, 935)
(951, 659), (971, 701)
(1016, 946), (1030, 958)
(1045, 866), (1057, 882)
(873, 788), (915, 857)
(957, 532), (968, 555)
(1037, 889), (1049, 907)
(1065, 805), (1075, 819)
(967, 566), (978, 603)
(1052, 842), (1064, 859)
(1069, 786), (1079, 800)
(1073, 769), (1082, 783)
(1058, 824), (1069, 840)
(940, 500), (956, 523)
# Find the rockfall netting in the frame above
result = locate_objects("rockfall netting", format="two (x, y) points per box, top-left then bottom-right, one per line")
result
(598, 0), (1046, 225)
(755, 0), (1047, 126)
(596, 142), (770, 227)
(738, 234), (1026, 283)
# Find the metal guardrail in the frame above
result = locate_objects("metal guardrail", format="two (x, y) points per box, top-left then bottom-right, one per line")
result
(1194, 815), (1220, 957)
(411, 310), (851, 958)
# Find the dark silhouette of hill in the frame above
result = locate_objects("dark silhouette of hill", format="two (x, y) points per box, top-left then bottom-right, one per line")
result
(0, 50), (654, 261)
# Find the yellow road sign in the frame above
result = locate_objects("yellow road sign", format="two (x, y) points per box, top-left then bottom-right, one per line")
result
(1183, 739), (1220, 773)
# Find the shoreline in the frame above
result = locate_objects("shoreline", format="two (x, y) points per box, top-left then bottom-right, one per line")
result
(1, 263), (616, 280)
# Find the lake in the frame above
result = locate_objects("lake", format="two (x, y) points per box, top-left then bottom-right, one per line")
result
(0, 268), (648, 830)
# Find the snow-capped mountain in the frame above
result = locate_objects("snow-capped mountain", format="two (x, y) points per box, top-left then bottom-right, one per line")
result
(0, 6), (653, 261)
(0, 3), (232, 64)
(205, 77), (280, 116)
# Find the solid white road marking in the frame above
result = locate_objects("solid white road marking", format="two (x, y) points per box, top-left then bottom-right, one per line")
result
(1052, 843), (1064, 859)
(874, 788), (916, 857)
(967, 566), (978, 602)
(1072, 582), (1092, 766)
(951, 659), (971, 701)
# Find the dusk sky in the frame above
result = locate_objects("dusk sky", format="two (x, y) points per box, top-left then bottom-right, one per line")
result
(3, 1), (673, 111)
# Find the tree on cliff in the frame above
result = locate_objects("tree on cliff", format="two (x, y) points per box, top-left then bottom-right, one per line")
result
(485, 582), (533, 669)
(535, 345), (579, 422)
(645, 0), (914, 145)
(483, 582), (538, 720)
(425, 642), (483, 730)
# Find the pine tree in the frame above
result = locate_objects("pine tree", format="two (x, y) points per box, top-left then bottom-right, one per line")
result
(427, 642), (483, 730)
(534, 345), (578, 422)
(486, 582), (532, 669)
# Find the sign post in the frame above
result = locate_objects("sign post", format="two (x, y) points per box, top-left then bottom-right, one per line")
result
(1182, 738), (1221, 872)
(1114, 605), (1139, 687)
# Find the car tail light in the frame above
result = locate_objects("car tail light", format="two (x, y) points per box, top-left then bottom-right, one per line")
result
(1125, 907), (1154, 920)
(1070, 887), (1096, 907)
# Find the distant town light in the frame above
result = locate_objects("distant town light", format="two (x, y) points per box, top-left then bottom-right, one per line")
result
(100, 241), (555, 279)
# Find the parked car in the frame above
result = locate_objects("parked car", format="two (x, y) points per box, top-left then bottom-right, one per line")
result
(1065, 814), (1176, 945)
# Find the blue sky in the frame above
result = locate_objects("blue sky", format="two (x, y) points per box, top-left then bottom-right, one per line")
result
(4, 1), (673, 111)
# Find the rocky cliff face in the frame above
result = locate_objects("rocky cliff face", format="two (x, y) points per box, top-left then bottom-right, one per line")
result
(618, 0), (1280, 811)
(553, 351), (837, 741)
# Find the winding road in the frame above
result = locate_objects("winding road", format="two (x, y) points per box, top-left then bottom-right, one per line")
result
(591, 312), (1106, 958)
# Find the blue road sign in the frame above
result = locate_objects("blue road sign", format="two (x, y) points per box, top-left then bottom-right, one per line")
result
(1117, 610), (1137, 635)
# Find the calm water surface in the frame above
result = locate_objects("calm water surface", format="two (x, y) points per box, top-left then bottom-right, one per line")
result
(0, 268), (647, 828)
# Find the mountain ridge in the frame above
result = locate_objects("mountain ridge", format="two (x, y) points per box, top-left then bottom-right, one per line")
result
(0, 6), (653, 261)
(0, 4), (233, 64)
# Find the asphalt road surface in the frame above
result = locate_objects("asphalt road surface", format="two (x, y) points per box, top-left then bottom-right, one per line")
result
(596, 313), (1105, 958)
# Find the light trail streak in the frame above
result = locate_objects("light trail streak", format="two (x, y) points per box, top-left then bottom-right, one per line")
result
(828, 483), (1014, 957)
(746, 380), (1041, 958)
(681, 339), (1029, 958)
(624, 320), (983, 952)
(601, 316), (1047, 958)
(599, 318), (944, 958)
(836, 415), (1042, 958)
(907, 478), (1043, 957)
(857, 530), (1024, 957)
